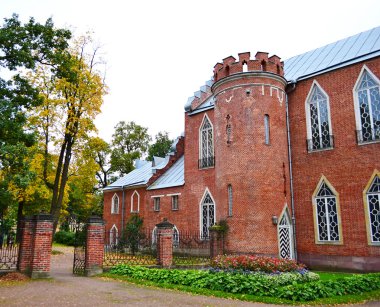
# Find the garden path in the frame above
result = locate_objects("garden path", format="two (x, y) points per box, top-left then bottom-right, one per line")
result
(0, 246), (378, 306)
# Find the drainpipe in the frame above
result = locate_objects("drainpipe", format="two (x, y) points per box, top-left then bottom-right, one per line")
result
(121, 186), (125, 233)
(285, 83), (297, 260)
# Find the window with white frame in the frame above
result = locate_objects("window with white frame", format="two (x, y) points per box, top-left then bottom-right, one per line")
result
(199, 115), (214, 168)
(153, 197), (160, 212)
(131, 190), (140, 213)
(200, 191), (215, 239)
(365, 174), (380, 243)
(314, 180), (340, 242)
(109, 224), (118, 247)
(171, 195), (179, 210)
(306, 82), (333, 151)
(111, 194), (119, 214)
(354, 68), (380, 143)
(227, 184), (233, 217)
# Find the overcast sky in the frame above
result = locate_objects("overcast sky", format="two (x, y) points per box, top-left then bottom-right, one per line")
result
(2, 0), (380, 142)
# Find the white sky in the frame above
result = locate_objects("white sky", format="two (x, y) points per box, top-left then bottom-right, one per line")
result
(2, 0), (380, 142)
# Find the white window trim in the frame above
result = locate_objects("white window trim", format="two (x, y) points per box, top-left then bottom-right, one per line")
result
(130, 190), (140, 213)
(311, 176), (343, 245)
(353, 65), (380, 144)
(199, 113), (214, 168)
(363, 169), (380, 246)
(110, 224), (118, 246)
(111, 193), (119, 214)
(199, 188), (216, 238)
(304, 80), (333, 151)
(151, 195), (165, 198)
(153, 197), (161, 212)
(166, 193), (181, 196)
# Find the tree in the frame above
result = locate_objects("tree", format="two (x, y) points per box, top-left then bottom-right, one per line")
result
(111, 121), (151, 176)
(0, 14), (71, 235)
(28, 34), (107, 232)
(147, 131), (173, 161)
(121, 214), (145, 255)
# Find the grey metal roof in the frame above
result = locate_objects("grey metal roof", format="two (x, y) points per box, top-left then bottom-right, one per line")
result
(284, 26), (380, 82)
(187, 95), (215, 116)
(147, 155), (184, 190)
(103, 158), (169, 191)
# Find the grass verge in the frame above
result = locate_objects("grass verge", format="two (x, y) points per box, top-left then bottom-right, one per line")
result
(100, 272), (380, 306)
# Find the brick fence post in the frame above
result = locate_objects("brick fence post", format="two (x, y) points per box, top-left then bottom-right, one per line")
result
(156, 218), (173, 268)
(18, 214), (53, 278)
(85, 216), (104, 276)
(210, 228), (224, 259)
(17, 217), (34, 274)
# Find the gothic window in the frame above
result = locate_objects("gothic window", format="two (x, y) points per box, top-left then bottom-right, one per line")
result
(365, 173), (380, 244)
(306, 82), (333, 151)
(227, 185), (233, 217)
(110, 224), (118, 247)
(199, 115), (214, 168)
(171, 195), (179, 210)
(278, 210), (293, 259)
(264, 114), (270, 145)
(200, 190), (215, 239)
(354, 67), (380, 143)
(313, 179), (341, 243)
(111, 194), (119, 214)
(131, 190), (140, 213)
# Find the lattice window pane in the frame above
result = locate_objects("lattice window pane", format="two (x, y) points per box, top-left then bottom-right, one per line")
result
(367, 176), (380, 242)
(200, 117), (214, 168)
(315, 181), (340, 242)
(369, 176), (380, 193)
(201, 193), (215, 238)
(308, 85), (332, 150)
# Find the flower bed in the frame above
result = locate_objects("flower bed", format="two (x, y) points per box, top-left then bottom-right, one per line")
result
(211, 255), (305, 273)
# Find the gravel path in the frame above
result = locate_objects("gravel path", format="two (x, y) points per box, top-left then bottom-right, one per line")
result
(0, 246), (378, 306)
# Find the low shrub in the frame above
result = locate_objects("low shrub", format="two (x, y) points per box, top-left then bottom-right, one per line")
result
(211, 255), (305, 273)
(109, 265), (318, 296)
(277, 273), (380, 301)
(54, 230), (75, 246)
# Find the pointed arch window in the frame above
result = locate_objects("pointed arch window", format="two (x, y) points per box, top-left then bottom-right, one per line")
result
(354, 68), (380, 143)
(111, 194), (119, 214)
(131, 190), (140, 213)
(278, 209), (293, 259)
(199, 115), (214, 168)
(364, 172), (380, 244)
(313, 179), (342, 243)
(306, 82), (333, 151)
(200, 190), (215, 239)
(109, 224), (118, 247)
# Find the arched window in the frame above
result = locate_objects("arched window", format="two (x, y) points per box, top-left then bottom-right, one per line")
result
(227, 184), (233, 217)
(111, 194), (119, 214)
(242, 61), (248, 72)
(354, 67), (380, 143)
(152, 226), (179, 247)
(200, 190), (215, 239)
(364, 171), (380, 244)
(305, 82), (333, 151)
(278, 208), (293, 259)
(110, 224), (118, 247)
(312, 178), (342, 243)
(199, 115), (214, 168)
(131, 190), (140, 213)
(264, 114), (270, 145)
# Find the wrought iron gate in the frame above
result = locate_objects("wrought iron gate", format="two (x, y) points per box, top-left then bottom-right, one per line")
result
(72, 224), (86, 275)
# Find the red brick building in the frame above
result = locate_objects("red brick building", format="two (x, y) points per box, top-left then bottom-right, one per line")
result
(104, 26), (380, 271)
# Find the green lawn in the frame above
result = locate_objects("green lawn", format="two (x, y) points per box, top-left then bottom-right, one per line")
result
(315, 271), (354, 281)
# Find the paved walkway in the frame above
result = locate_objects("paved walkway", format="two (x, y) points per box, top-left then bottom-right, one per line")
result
(0, 247), (378, 306)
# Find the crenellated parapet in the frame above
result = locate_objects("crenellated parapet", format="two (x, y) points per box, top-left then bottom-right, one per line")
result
(213, 51), (284, 82)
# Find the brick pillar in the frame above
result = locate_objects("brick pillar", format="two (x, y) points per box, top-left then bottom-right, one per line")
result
(210, 228), (224, 259)
(17, 217), (34, 274)
(85, 216), (104, 276)
(18, 214), (53, 278)
(156, 219), (173, 268)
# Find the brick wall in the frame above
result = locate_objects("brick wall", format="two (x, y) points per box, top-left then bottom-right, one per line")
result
(288, 57), (380, 270)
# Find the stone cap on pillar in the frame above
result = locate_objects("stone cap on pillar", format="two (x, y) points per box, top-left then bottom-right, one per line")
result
(156, 218), (174, 229)
(33, 213), (53, 221)
(87, 215), (104, 225)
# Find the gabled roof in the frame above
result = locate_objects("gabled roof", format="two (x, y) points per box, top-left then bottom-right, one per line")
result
(284, 26), (380, 82)
(103, 157), (169, 191)
(147, 156), (184, 190)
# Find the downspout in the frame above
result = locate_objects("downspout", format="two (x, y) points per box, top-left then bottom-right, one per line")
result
(121, 186), (125, 233)
(285, 82), (297, 260)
